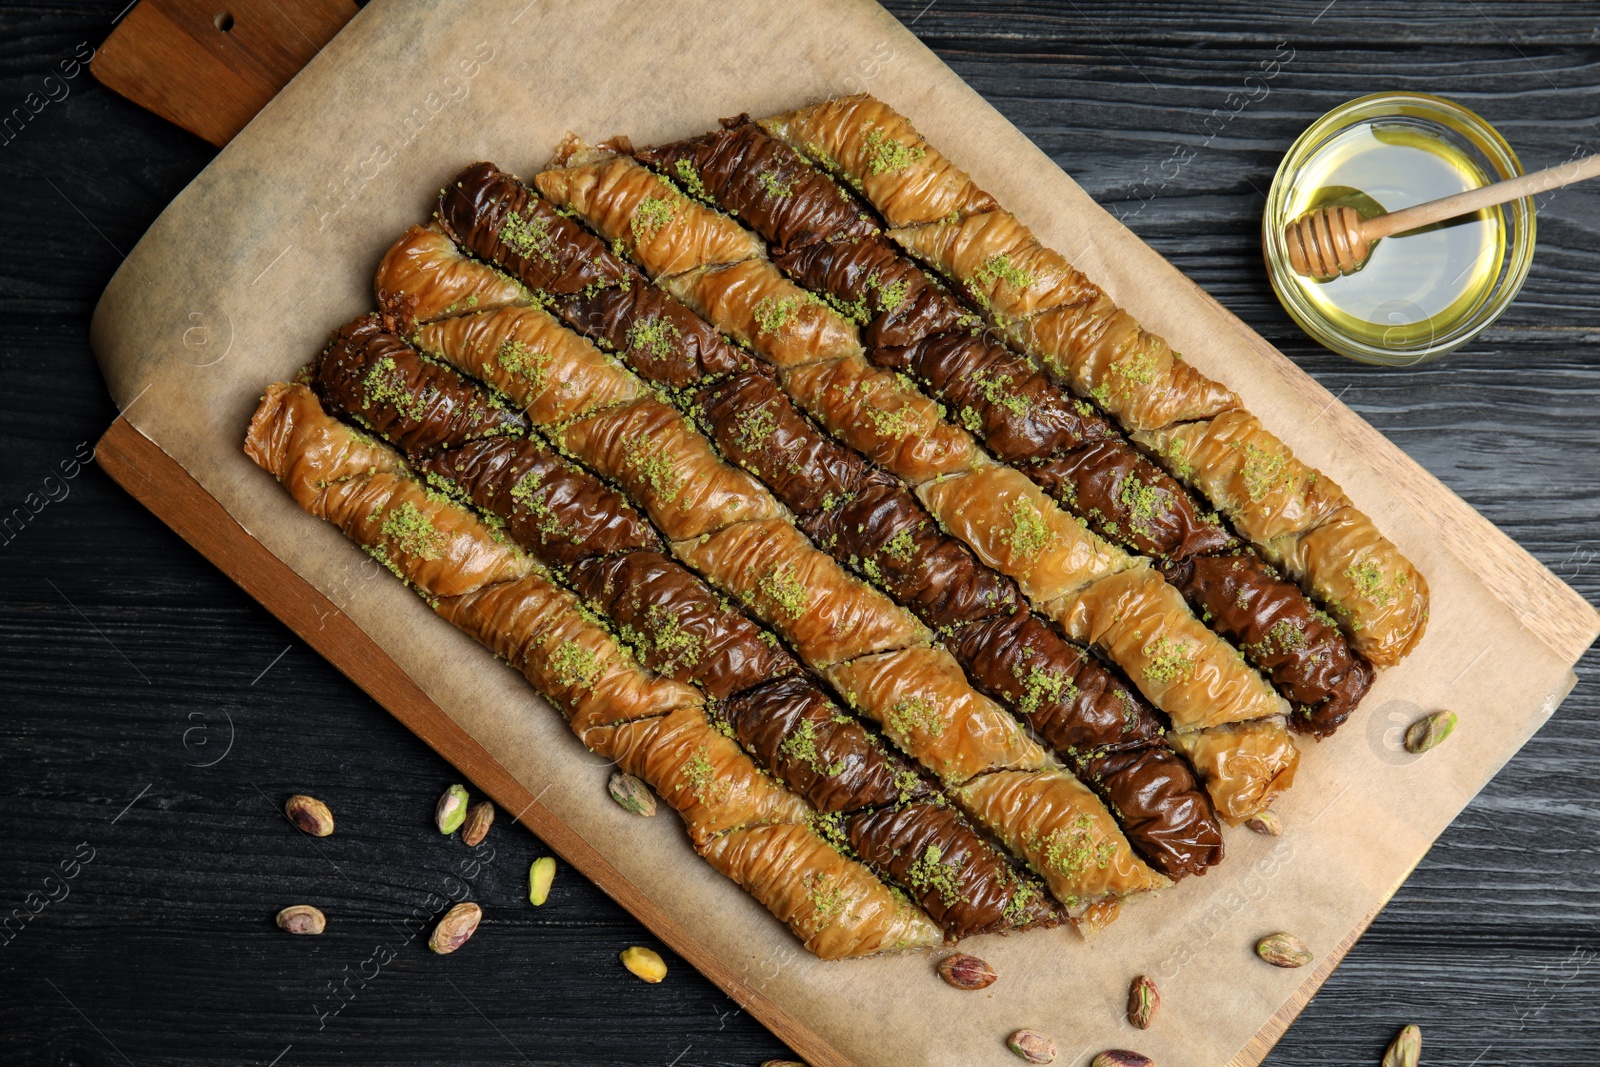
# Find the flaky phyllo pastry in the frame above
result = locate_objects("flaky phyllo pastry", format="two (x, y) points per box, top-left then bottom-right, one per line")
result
(246, 92), (1424, 958)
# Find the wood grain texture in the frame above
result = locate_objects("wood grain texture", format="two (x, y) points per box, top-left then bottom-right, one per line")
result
(3, 1), (1599, 1065)
(90, 0), (355, 146)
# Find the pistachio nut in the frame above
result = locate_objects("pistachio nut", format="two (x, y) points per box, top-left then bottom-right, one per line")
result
(937, 953), (997, 990)
(1255, 932), (1313, 968)
(608, 772), (657, 817)
(1091, 1052), (1153, 1067)
(620, 945), (667, 983)
(428, 901), (481, 954)
(461, 800), (495, 847)
(284, 794), (334, 837)
(1127, 974), (1159, 1030)
(1006, 1029), (1056, 1064)
(1405, 710), (1457, 754)
(276, 904), (326, 935)
(1382, 1024), (1421, 1067)
(435, 784), (469, 834)
(528, 856), (556, 906)
(1245, 810), (1283, 836)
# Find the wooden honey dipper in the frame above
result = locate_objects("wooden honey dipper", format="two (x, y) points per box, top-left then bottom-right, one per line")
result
(1285, 152), (1600, 280)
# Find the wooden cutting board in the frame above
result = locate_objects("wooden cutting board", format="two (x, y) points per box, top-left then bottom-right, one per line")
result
(85, 4), (1599, 1065)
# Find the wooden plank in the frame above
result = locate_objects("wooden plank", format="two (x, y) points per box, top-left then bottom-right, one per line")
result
(90, 0), (356, 146)
(91, 414), (847, 1067)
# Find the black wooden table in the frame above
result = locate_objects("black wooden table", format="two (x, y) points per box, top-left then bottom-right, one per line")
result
(3, 2), (1597, 1064)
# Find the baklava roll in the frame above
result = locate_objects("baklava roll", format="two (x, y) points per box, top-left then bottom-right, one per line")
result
(874, 330), (1114, 462)
(800, 482), (1021, 628)
(1167, 718), (1301, 825)
(759, 93), (1001, 227)
(674, 520), (930, 668)
(246, 384), (533, 600)
(435, 574), (702, 736)
(375, 223), (531, 333)
(418, 437), (660, 566)
(698, 822), (943, 958)
(846, 801), (1065, 937)
(1047, 566), (1290, 731)
(1024, 441), (1233, 561)
(1162, 554), (1373, 736)
(774, 235), (971, 348)
(582, 705), (813, 845)
(954, 769), (1171, 907)
(719, 674), (928, 813)
(312, 315), (526, 457)
(695, 370), (898, 515)
(663, 261), (863, 369)
(635, 115), (878, 249)
(824, 647), (1048, 784)
(435, 161), (631, 295)
(1074, 745), (1225, 880)
(413, 305), (648, 427)
(568, 550), (799, 700)
(533, 150), (766, 277)
(889, 211), (1100, 323)
(917, 465), (1130, 604)
(782, 354), (984, 484)
(555, 398), (784, 541)
(555, 280), (758, 389)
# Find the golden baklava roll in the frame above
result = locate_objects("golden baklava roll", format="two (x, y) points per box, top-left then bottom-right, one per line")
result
(375, 223), (531, 333)
(1167, 718), (1301, 825)
(663, 261), (863, 369)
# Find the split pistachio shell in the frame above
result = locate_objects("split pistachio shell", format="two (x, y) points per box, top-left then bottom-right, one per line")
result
(285, 795), (334, 837)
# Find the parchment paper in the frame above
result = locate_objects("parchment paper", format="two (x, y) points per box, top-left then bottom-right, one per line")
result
(89, 2), (1596, 1063)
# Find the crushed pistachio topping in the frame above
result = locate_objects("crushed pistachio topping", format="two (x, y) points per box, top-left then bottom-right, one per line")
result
(1114, 349), (1158, 385)
(1117, 475), (1170, 541)
(867, 271), (911, 314)
(380, 501), (446, 560)
(1142, 636), (1195, 686)
(673, 159), (710, 201)
(1030, 814), (1116, 877)
(642, 604), (703, 672)
(886, 696), (945, 737)
(780, 718), (847, 777)
(970, 370), (1032, 418)
(549, 641), (603, 690)
(630, 193), (679, 242)
(803, 871), (851, 929)
(1268, 618), (1308, 652)
(759, 563), (811, 617)
(999, 496), (1052, 561)
(880, 527), (917, 565)
(682, 744), (732, 805)
(752, 295), (801, 335)
(1013, 664), (1077, 715)
(862, 128), (925, 175)
(622, 439), (684, 502)
(972, 253), (1035, 293)
(362, 357), (426, 421)
(497, 338), (552, 389)
(756, 169), (795, 198)
(1001, 877), (1042, 926)
(627, 315), (682, 363)
(905, 845), (969, 908)
(1231, 440), (1288, 502)
(732, 407), (779, 452)
(499, 209), (557, 263)
(1345, 560), (1398, 606)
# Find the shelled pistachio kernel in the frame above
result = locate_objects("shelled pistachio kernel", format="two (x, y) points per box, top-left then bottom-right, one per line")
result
(1404, 709), (1457, 754)
(608, 772), (657, 816)
(1127, 974), (1159, 1029)
(937, 953), (997, 990)
(1382, 1024), (1421, 1067)
(1245, 810), (1283, 836)
(276, 904), (326, 935)
(461, 800), (495, 846)
(760, 1062), (806, 1067)
(435, 783), (470, 834)
(1091, 1052), (1153, 1067)
(284, 794), (334, 837)
(620, 945), (667, 983)
(1007, 1029), (1056, 1063)
(528, 857), (557, 906)
(429, 901), (482, 954)
(1255, 932), (1313, 968)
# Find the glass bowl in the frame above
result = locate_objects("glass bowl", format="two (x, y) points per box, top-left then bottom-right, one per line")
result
(1263, 92), (1535, 366)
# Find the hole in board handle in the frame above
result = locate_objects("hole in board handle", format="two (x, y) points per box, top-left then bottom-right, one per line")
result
(214, 12), (234, 31)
